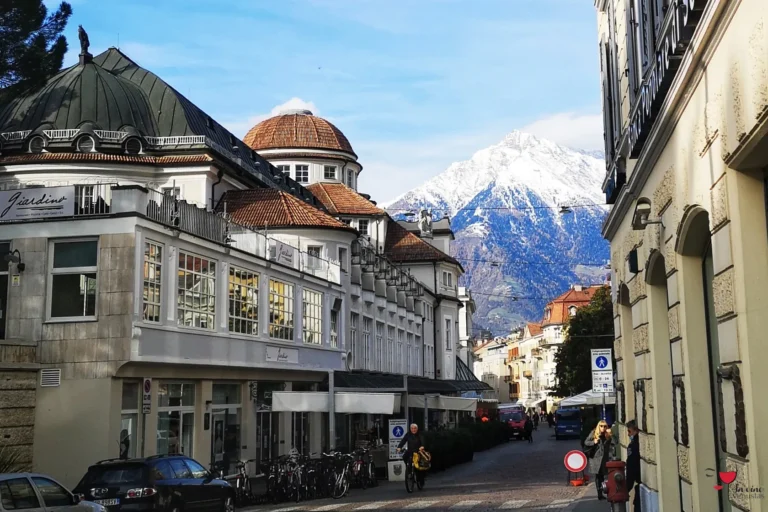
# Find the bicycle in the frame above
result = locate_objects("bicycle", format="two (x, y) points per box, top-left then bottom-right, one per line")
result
(400, 451), (426, 493)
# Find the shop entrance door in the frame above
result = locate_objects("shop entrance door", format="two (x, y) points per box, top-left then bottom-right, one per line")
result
(0, 241), (10, 340)
(292, 412), (309, 456)
(255, 411), (278, 472)
(211, 411), (226, 473)
(0, 274), (7, 340)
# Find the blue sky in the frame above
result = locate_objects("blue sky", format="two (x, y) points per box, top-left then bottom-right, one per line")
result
(55, 0), (602, 202)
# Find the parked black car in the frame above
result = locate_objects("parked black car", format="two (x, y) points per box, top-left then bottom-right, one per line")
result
(72, 455), (233, 512)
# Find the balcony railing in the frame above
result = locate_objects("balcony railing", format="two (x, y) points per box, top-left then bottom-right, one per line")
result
(523, 370), (533, 379)
(509, 392), (520, 400)
(1, 183), (341, 285)
(503, 375), (512, 382)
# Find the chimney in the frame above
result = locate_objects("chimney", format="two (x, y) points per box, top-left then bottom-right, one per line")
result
(573, 285), (583, 292)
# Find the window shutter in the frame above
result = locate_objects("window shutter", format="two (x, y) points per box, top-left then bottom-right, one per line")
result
(599, 41), (614, 160)
(652, 0), (665, 41)
(626, 2), (639, 105)
(640, 0), (654, 74)
(610, 42), (621, 144)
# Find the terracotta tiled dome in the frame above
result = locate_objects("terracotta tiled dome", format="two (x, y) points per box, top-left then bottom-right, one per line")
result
(243, 109), (356, 157)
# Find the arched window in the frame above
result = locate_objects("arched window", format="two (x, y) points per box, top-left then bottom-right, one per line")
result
(569, 306), (577, 316)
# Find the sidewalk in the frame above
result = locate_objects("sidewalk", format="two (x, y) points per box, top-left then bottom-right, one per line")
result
(567, 483), (605, 511)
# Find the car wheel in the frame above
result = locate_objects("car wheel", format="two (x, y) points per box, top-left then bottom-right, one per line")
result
(223, 496), (234, 512)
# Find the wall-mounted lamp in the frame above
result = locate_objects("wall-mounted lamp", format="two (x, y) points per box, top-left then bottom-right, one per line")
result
(632, 197), (664, 230)
(4, 249), (24, 272)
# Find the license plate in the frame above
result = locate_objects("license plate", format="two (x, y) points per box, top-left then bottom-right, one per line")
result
(94, 499), (119, 506)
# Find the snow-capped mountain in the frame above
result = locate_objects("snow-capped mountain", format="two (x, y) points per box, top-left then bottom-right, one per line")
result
(384, 130), (610, 335)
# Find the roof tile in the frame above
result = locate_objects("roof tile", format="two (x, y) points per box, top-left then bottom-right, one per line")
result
(384, 218), (461, 267)
(306, 182), (385, 216)
(541, 285), (603, 326)
(243, 112), (356, 157)
(216, 188), (355, 232)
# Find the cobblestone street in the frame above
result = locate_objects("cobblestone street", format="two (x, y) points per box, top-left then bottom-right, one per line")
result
(245, 427), (601, 512)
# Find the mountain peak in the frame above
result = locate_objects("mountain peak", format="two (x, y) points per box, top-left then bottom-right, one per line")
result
(385, 130), (609, 332)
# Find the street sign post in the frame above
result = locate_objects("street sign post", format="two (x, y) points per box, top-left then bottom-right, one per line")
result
(564, 450), (588, 486)
(141, 378), (151, 457)
(389, 419), (407, 460)
(591, 349), (613, 420)
(564, 450), (588, 473)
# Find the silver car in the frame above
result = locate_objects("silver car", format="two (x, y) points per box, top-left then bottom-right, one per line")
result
(0, 473), (103, 512)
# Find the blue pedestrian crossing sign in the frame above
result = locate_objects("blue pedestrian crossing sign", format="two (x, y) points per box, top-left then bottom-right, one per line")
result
(591, 349), (613, 371)
(389, 419), (408, 460)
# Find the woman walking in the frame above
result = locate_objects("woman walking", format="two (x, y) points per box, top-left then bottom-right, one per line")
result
(583, 420), (614, 500)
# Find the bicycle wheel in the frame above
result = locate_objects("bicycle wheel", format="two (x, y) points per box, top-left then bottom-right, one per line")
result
(368, 461), (378, 487)
(405, 465), (414, 493)
(360, 461), (368, 490)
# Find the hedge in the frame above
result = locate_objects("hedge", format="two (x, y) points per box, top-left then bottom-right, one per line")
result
(421, 422), (511, 473)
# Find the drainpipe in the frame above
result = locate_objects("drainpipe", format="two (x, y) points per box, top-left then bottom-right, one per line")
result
(328, 371), (335, 450)
(210, 170), (223, 210)
(433, 262), (440, 382)
(421, 317), (425, 377)
(340, 161), (348, 186)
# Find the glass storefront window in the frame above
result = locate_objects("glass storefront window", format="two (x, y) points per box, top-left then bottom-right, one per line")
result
(212, 384), (241, 405)
(157, 411), (195, 456)
(120, 382), (140, 459)
(158, 383), (195, 408)
(157, 381), (195, 457)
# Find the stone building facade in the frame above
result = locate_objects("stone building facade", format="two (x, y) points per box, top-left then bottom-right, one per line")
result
(595, 0), (768, 510)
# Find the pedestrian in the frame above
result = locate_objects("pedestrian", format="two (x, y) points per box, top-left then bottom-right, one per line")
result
(583, 420), (614, 500)
(524, 415), (534, 443)
(396, 423), (428, 487)
(547, 412), (554, 428)
(626, 419), (642, 511)
(532, 412), (539, 430)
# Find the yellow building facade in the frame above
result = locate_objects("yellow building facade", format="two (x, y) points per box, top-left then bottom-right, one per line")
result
(595, 0), (768, 510)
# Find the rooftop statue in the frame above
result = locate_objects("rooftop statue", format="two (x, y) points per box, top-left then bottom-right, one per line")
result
(418, 208), (433, 237)
(78, 25), (90, 55)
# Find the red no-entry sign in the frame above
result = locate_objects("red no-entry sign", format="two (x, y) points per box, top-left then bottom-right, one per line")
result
(564, 450), (587, 473)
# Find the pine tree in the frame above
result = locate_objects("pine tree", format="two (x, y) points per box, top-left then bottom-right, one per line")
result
(0, 0), (73, 92)
(552, 286), (614, 397)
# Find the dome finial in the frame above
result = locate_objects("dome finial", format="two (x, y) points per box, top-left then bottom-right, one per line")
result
(281, 108), (313, 116)
(78, 25), (92, 64)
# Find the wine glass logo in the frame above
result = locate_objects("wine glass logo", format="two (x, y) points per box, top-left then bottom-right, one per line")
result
(706, 468), (737, 491)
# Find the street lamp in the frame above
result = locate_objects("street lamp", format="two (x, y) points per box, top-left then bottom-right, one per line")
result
(4, 249), (24, 272)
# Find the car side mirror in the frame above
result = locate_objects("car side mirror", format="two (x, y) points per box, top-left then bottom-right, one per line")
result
(71, 494), (82, 505)
(203, 472), (214, 483)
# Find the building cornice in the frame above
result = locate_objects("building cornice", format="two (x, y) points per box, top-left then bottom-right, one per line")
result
(602, 0), (739, 241)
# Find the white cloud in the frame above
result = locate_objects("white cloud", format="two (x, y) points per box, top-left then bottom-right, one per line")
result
(520, 111), (604, 151)
(225, 97), (319, 137)
(356, 129), (508, 204)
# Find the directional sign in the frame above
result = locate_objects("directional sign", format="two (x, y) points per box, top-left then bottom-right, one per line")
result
(592, 370), (615, 393)
(389, 419), (407, 460)
(591, 349), (613, 371)
(142, 378), (152, 414)
(564, 450), (588, 473)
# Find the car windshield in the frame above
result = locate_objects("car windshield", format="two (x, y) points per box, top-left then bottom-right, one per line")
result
(78, 464), (146, 487)
(557, 411), (580, 421)
(501, 412), (524, 421)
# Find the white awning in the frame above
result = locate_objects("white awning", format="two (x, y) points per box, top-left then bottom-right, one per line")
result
(271, 392), (401, 414)
(272, 392), (329, 412)
(407, 395), (478, 412)
(335, 392), (401, 414)
(559, 390), (616, 407)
